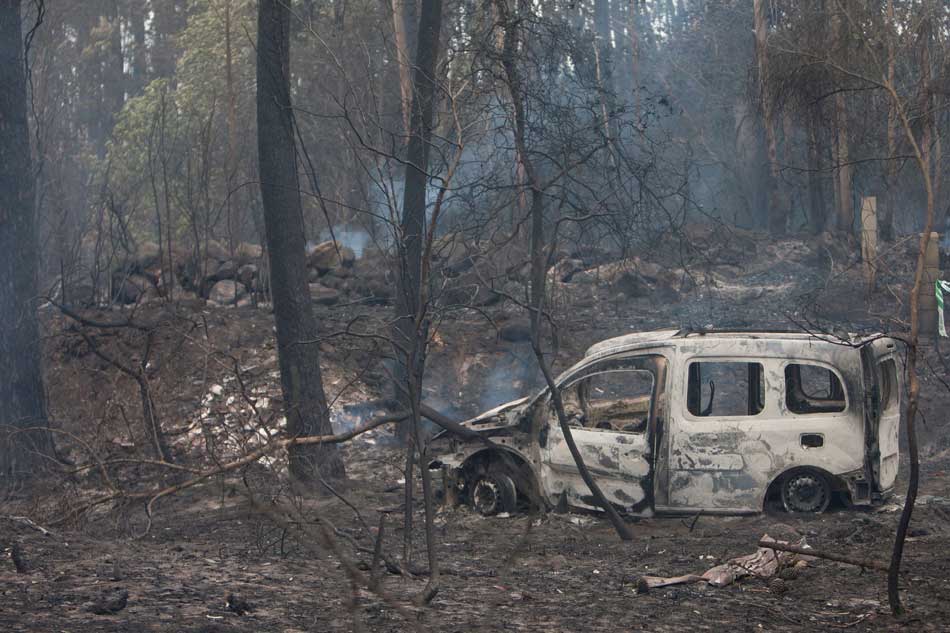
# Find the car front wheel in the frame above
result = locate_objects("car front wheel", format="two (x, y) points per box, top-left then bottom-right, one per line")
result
(470, 472), (518, 516)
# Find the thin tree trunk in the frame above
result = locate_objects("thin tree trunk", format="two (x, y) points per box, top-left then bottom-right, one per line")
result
(128, 0), (148, 95)
(886, 4), (935, 614)
(628, 0), (641, 122)
(495, 0), (632, 541)
(0, 0), (53, 480)
(881, 0), (897, 241)
(832, 9), (854, 235)
(392, 0), (443, 438)
(806, 106), (826, 234)
(256, 0), (345, 482)
(391, 0), (418, 138)
(753, 0), (786, 236)
(224, 0), (238, 256)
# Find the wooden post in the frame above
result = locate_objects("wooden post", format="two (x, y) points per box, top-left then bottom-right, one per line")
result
(920, 231), (940, 338)
(861, 197), (878, 292)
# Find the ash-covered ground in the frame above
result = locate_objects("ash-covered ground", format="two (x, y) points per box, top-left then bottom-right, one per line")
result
(4, 230), (950, 632)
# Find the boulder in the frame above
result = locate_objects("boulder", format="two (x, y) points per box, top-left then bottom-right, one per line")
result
(553, 258), (585, 283)
(112, 274), (154, 305)
(308, 241), (356, 274)
(499, 320), (532, 343)
(320, 272), (346, 290)
(237, 264), (258, 289)
(571, 270), (598, 284)
(309, 283), (340, 306)
(234, 242), (263, 263)
(442, 272), (503, 307)
(133, 241), (162, 271)
(209, 280), (245, 305)
(213, 259), (239, 281)
(205, 239), (230, 262)
(611, 270), (652, 298)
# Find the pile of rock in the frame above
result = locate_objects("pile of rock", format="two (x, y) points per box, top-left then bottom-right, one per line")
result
(109, 239), (394, 307)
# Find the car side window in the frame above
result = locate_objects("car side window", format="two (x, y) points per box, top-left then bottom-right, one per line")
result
(785, 363), (846, 414)
(557, 363), (657, 434)
(686, 361), (764, 417)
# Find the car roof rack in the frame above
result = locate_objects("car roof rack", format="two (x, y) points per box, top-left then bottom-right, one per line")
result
(674, 326), (809, 337)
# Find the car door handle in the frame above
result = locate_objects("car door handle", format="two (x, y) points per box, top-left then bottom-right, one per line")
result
(801, 433), (824, 449)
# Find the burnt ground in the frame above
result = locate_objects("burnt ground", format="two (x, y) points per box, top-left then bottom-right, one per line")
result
(4, 232), (950, 632)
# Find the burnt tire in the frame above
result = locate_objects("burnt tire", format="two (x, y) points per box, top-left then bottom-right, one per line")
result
(470, 472), (518, 516)
(780, 470), (831, 513)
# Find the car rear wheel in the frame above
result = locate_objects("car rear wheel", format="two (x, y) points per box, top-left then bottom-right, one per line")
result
(781, 471), (831, 513)
(470, 472), (518, 516)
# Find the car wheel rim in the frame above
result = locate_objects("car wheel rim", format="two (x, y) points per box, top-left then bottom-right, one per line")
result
(472, 479), (500, 515)
(784, 474), (828, 513)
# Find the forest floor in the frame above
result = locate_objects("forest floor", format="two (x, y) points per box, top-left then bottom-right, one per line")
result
(4, 230), (950, 632)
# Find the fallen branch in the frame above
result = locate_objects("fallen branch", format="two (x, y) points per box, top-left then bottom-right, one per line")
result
(0, 515), (55, 537)
(52, 410), (410, 528)
(758, 539), (888, 572)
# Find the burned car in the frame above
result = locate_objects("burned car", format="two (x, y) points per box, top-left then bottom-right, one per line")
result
(430, 329), (902, 516)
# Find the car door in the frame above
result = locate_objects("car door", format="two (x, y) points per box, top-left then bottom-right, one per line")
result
(868, 339), (901, 493)
(540, 354), (666, 515)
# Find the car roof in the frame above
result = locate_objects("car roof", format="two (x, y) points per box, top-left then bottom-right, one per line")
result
(583, 327), (884, 360)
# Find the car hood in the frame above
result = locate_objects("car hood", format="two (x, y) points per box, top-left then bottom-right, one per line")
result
(432, 396), (530, 440)
(465, 396), (530, 426)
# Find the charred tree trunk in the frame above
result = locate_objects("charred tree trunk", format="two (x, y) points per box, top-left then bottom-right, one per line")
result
(128, 0), (148, 96)
(391, 0), (418, 138)
(627, 0), (641, 121)
(495, 0), (632, 542)
(880, 0), (897, 242)
(0, 0), (53, 480)
(832, 9), (854, 235)
(392, 0), (442, 437)
(753, 0), (787, 236)
(806, 106), (826, 234)
(256, 0), (344, 482)
(886, 3), (936, 614)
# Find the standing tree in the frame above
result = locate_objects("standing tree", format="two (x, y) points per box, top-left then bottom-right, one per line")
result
(753, 0), (788, 235)
(0, 0), (53, 480)
(256, 0), (344, 482)
(392, 0), (443, 438)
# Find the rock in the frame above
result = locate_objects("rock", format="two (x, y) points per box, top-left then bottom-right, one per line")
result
(133, 241), (162, 270)
(554, 258), (585, 283)
(570, 245), (612, 267)
(611, 270), (652, 298)
(320, 273), (345, 290)
(237, 263), (258, 289)
(113, 274), (153, 304)
(234, 242), (263, 263)
(308, 241), (356, 273)
(499, 320), (532, 343)
(227, 593), (255, 615)
(63, 282), (97, 307)
(213, 259), (239, 281)
(442, 272), (503, 307)
(205, 239), (230, 262)
(85, 588), (128, 615)
(209, 280), (245, 305)
(352, 278), (392, 304)
(309, 283), (340, 306)
(571, 270), (598, 284)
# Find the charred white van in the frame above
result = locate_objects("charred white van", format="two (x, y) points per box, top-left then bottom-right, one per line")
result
(431, 329), (902, 515)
